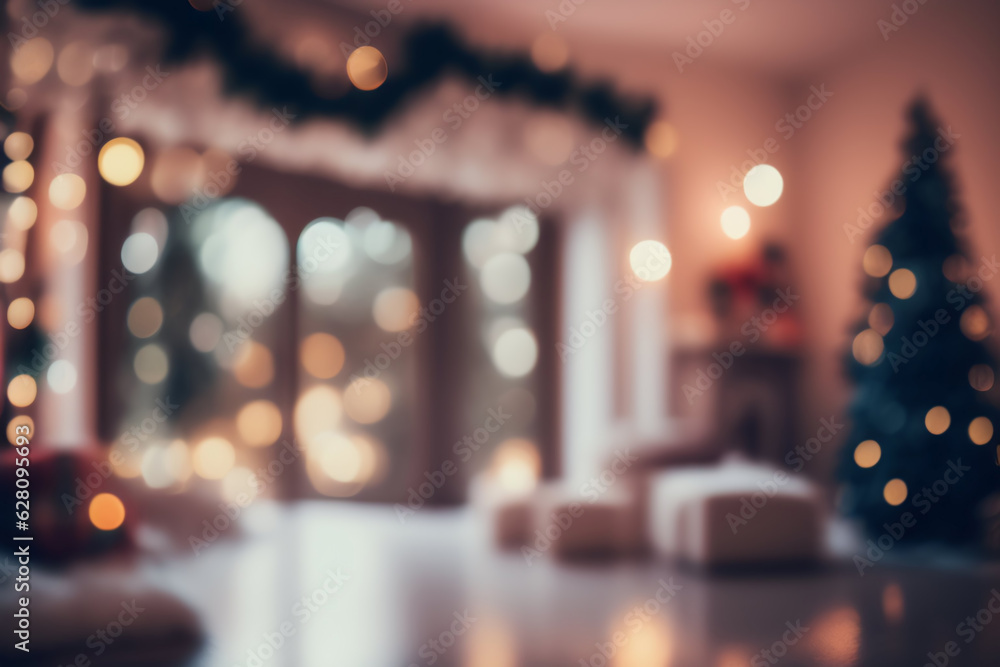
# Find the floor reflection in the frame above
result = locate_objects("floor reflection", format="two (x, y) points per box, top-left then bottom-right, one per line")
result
(172, 502), (1000, 667)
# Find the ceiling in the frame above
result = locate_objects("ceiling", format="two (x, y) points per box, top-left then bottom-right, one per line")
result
(329, 0), (898, 79)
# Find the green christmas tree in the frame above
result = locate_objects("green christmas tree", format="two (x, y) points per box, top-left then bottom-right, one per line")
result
(839, 98), (1000, 544)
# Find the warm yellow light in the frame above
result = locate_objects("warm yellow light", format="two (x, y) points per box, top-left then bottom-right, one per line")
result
(924, 406), (951, 435)
(883, 479), (908, 506)
(372, 287), (420, 332)
(134, 344), (169, 384)
(959, 305), (990, 341)
(89, 493), (126, 531)
(314, 433), (363, 483)
(868, 303), (894, 335)
(888, 269), (916, 299)
(0, 249), (25, 283)
(300, 332), (345, 379)
(346, 46), (388, 91)
(3, 161), (34, 193)
(7, 196), (37, 230)
(98, 137), (145, 186)
(10, 38), (54, 84)
(7, 298), (34, 330)
(491, 438), (541, 495)
(629, 240), (672, 282)
(236, 400), (283, 447)
(863, 245), (893, 278)
(969, 365), (995, 392)
(854, 440), (881, 468)
(193, 437), (236, 480)
(343, 377), (392, 424)
(6, 415), (33, 445)
(720, 205), (751, 239)
(743, 164), (783, 206)
(644, 121), (678, 159)
(3, 132), (33, 160)
(969, 417), (993, 445)
(233, 341), (274, 388)
(492, 327), (538, 377)
(49, 173), (87, 210)
(127, 297), (163, 338)
(852, 328), (883, 365)
(294, 385), (342, 443)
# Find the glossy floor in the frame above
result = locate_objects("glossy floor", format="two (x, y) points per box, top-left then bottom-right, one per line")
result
(167, 502), (1000, 667)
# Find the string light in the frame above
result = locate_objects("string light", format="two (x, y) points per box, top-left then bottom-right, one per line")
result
(883, 479), (908, 506)
(969, 365), (995, 392)
(3, 132), (33, 160)
(629, 240), (672, 281)
(968, 417), (993, 445)
(853, 440), (881, 468)
(49, 173), (87, 210)
(193, 437), (236, 480)
(924, 406), (951, 435)
(863, 245), (893, 278)
(346, 46), (387, 91)
(89, 493), (126, 531)
(343, 377), (392, 424)
(852, 329), (883, 365)
(98, 137), (145, 186)
(743, 164), (783, 206)
(6, 298), (34, 329)
(720, 206), (751, 239)
(959, 305), (990, 341)
(3, 161), (34, 193)
(888, 268), (916, 299)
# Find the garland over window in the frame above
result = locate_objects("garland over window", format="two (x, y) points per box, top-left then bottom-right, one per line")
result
(75, 0), (658, 146)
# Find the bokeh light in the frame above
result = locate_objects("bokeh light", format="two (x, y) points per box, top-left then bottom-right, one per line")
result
(863, 245), (893, 278)
(481, 253), (531, 304)
(363, 219), (412, 265)
(127, 297), (164, 338)
(3, 132), (33, 160)
(868, 303), (894, 335)
(968, 417), (993, 445)
(10, 38), (54, 83)
(491, 438), (541, 495)
(853, 440), (881, 468)
(189, 312), (224, 352)
(0, 249), (25, 283)
(851, 329), (883, 365)
(193, 437), (236, 480)
(56, 42), (95, 86)
(233, 342), (275, 388)
(969, 365), (995, 392)
(300, 332), (345, 379)
(236, 400), (283, 447)
(492, 328), (538, 378)
(98, 137), (145, 186)
(50, 219), (89, 265)
(720, 205), (751, 239)
(6, 415), (34, 445)
(888, 269), (916, 299)
(47, 359), (77, 394)
(313, 432), (364, 483)
(89, 493), (126, 531)
(121, 232), (160, 274)
(883, 479), (908, 506)
(3, 161), (34, 193)
(629, 240), (672, 282)
(7, 374), (37, 407)
(7, 297), (34, 329)
(134, 344), (169, 384)
(346, 46), (388, 91)
(524, 115), (574, 166)
(924, 406), (951, 435)
(49, 173), (87, 210)
(743, 164), (783, 206)
(7, 196), (38, 230)
(959, 305), (990, 341)
(295, 385), (342, 443)
(497, 206), (540, 255)
(372, 287), (420, 332)
(343, 377), (392, 424)
(142, 441), (193, 489)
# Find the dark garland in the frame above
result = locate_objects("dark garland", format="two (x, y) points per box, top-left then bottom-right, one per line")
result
(74, 0), (658, 147)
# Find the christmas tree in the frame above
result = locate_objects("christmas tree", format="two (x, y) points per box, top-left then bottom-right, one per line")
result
(839, 98), (1000, 545)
